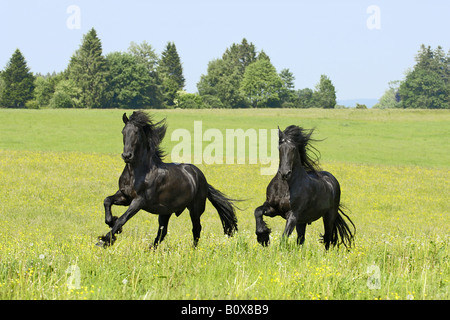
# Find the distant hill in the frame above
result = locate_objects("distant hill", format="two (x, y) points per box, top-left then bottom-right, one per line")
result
(337, 98), (378, 108)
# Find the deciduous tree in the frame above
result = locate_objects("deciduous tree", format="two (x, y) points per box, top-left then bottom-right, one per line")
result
(240, 59), (283, 108)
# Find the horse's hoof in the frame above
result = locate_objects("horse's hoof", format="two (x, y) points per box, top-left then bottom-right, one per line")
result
(257, 233), (270, 247)
(96, 234), (114, 248)
(95, 240), (106, 248)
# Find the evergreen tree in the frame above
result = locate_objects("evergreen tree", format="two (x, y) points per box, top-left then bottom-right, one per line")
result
(398, 45), (449, 109)
(0, 49), (35, 107)
(279, 68), (297, 107)
(67, 28), (108, 108)
(158, 42), (185, 107)
(257, 50), (271, 62)
(223, 38), (257, 75)
(0, 72), (5, 105)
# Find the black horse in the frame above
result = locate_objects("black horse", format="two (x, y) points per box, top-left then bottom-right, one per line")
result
(97, 111), (238, 248)
(254, 125), (355, 250)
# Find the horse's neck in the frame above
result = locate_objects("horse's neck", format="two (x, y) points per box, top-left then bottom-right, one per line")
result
(132, 147), (161, 173)
(292, 161), (308, 180)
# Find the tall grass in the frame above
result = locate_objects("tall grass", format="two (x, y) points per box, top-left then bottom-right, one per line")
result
(0, 148), (448, 300)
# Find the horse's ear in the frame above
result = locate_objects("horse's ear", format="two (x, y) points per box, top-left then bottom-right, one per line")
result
(278, 126), (282, 138)
(123, 113), (129, 124)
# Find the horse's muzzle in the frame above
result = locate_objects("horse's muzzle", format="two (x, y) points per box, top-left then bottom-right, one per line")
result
(280, 170), (292, 181)
(122, 152), (133, 163)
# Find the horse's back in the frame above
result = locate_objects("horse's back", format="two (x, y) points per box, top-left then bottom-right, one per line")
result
(164, 162), (209, 197)
(316, 170), (341, 206)
(317, 171), (341, 192)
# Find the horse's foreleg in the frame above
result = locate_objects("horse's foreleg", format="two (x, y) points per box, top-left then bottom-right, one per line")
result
(98, 197), (144, 248)
(282, 211), (297, 242)
(296, 223), (307, 245)
(254, 204), (273, 246)
(104, 191), (130, 229)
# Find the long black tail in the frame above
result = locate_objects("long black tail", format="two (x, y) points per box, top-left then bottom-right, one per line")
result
(330, 206), (356, 249)
(207, 184), (238, 236)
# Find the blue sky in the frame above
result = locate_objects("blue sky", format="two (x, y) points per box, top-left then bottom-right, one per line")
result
(0, 0), (448, 100)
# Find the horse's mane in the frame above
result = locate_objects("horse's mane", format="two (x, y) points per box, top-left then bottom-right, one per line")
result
(282, 125), (322, 175)
(128, 111), (167, 161)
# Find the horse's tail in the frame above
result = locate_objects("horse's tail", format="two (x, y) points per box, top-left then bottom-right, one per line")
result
(330, 205), (356, 249)
(207, 184), (238, 236)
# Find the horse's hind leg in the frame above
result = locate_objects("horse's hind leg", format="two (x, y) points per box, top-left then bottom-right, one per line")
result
(296, 223), (307, 245)
(322, 209), (337, 250)
(152, 214), (172, 249)
(189, 207), (204, 247)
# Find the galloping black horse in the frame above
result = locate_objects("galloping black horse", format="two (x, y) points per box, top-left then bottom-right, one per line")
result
(97, 111), (238, 248)
(254, 125), (355, 250)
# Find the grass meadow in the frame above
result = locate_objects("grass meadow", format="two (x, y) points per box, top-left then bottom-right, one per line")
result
(0, 108), (448, 300)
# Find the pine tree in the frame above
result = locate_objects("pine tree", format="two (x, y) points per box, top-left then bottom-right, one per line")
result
(67, 28), (108, 108)
(0, 49), (35, 107)
(158, 42), (185, 107)
(223, 38), (257, 75)
(398, 45), (449, 109)
(279, 68), (297, 107)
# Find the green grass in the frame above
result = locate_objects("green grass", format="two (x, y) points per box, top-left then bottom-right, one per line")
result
(1, 108), (449, 167)
(0, 108), (448, 300)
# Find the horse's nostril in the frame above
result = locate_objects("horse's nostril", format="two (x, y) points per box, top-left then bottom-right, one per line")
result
(282, 170), (292, 180)
(122, 152), (132, 161)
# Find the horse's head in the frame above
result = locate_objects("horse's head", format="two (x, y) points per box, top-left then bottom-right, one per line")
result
(278, 125), (321, 181)
(278, 127), (299, 181)
(121, 113), (145, 164)
(121, 112), (167, 165)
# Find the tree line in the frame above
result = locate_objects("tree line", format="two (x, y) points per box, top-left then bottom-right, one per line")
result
(0, 28), (335, 109)
(0, 28), (185, 109)
(0, 28), (448, 109)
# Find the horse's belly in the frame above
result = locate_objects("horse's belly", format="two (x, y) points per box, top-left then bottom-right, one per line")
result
(297, 213), (322, 224)
(297, 207), (327, 224)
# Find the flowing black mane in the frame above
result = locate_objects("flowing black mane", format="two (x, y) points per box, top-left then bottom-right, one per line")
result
(282, 125), (322, 175)
(128, 111), (167, 160)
